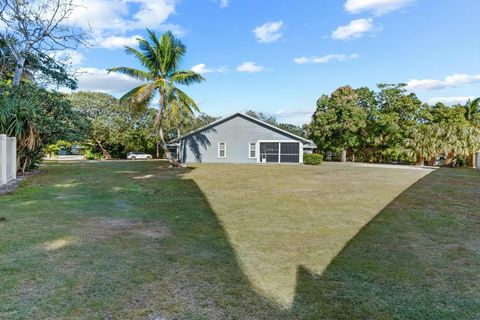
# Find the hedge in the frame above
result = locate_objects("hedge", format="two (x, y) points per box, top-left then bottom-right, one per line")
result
(304, 153), (323, 165)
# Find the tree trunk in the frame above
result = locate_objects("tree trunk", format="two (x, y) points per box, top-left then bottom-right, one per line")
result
(352, 153), (355, 163)
(427, 155), (436, 166)
(444, 151), (454, 166)
(156, 140), (160, 159)
(417, 155), (425, 166)
(95, 139), (111, 160)
(157, 93), (184, 168)
(341, 149), (347, 162)
(12, 56), (26, 87)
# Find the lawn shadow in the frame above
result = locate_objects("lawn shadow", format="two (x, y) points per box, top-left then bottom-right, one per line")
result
(3, 163), (478, 319)
(0, 161), (287, 319)
(289, 168), (480, 319)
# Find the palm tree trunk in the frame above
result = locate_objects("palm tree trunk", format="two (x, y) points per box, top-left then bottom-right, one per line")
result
(341, 149), (347, 162)
(158, 93), (184, 168)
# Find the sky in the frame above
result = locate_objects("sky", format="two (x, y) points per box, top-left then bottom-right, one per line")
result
(66, 0), (480, 125)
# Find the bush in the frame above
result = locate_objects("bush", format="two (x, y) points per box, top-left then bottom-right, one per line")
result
(304, 153), (323, 165)
(84, 149), (102, 160)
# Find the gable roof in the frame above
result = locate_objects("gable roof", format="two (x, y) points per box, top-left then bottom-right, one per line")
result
(170, 112), (316, 146)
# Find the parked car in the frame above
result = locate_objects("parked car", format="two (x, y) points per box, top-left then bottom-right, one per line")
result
(127, 152), (152, 160)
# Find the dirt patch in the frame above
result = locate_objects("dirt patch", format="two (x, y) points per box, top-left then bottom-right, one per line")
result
(76, 217), (170, 242)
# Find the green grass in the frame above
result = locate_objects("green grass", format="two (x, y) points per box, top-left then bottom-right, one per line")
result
(0, 161), (479, 319)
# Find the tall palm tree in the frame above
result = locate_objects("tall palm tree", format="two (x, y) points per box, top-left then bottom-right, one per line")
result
(108, 30), (205, 166)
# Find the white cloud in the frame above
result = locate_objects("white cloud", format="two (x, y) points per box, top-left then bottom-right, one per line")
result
(69, 0), (184, 48)
(406, 73), (480, 91)
(294, 53), (359, 64)
(428, 96), (475, 106)
(276, 109), (314, 125)
(331, 18), (374, 40)
(217, 0), (229, 8)
(96, 35), (143, 49)
(73, 67), (144, 95)
(253, 21), (284, 43)
(236, 62), (264, 73)
(71, 0), (178, 32)
(51, 49), (85, 66)
(191, 64), (228, 74)
(344, 0), (415, 16)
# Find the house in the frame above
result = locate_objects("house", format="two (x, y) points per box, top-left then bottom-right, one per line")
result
(475, 151), (480, 169)
(169, 113), (316, 164)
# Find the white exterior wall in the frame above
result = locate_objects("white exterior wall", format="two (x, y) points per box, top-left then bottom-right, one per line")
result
(475, 151), (480, 169)
(0, 134), (17, 186)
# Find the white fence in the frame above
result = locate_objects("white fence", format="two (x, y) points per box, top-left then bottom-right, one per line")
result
(0, 134), (17, 186)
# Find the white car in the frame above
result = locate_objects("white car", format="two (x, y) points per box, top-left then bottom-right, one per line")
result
(127, 152), (152, 160)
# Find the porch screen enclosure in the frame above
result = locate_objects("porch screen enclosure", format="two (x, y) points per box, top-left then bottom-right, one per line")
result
(259, 142), (300, 163)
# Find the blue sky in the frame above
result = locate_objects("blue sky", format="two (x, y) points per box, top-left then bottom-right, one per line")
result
(69, 0), (480, 125)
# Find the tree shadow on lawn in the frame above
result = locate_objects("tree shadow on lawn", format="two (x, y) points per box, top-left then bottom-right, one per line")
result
(2, 163), (479, 319)
(290, 168), (480, 319)
(0, 161), (287, 319)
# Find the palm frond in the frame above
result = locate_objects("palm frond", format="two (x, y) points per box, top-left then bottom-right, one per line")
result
(170, 70), (205, 86)
(124, 46), (156, 72)
(119, 83), (157, 111)
(107, 67), (153, 82)
(158, 31), (186, 77)
(172, 86), (200, 113)
(137, 38), (161, 74)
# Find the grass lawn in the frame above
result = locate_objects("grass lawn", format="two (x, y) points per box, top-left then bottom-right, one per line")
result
(1, 161), (479, 319)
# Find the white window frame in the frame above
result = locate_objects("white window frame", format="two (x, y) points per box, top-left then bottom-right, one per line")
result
(248, 142), (256, 159)
(218, 142), (227, 158)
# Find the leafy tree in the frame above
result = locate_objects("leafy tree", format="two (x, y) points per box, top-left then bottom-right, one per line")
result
(67, 91), (158, 159)
(0, 0), (84, 87)
(245, 109), (306, 137)
(355, 87), (378, 161)
(108, 30), (204, 167)
(463, 98), (480, 127)
(245, 110), (278, 125)
(0, 83), (79, 172)
(277, 123), (306, 137)
(310, 86), (367, 162)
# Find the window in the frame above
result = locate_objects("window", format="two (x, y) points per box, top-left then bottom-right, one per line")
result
(218, 142), (226, 158)
(249, 142), (256, 158)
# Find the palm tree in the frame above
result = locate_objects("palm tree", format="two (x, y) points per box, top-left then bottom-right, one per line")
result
(0, 95), (40, 173)
(464, 97), (480, 122)
(108, 30), (205, 167)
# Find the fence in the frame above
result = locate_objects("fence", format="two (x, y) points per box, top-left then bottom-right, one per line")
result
(0, 134), (17, 186)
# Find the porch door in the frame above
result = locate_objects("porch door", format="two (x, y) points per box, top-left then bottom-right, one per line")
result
(259, 142), (279, 163)
(259, 142), (300, 163)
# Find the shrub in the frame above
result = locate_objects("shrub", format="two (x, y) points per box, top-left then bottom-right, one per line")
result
(84, 149), (102, 160)
(304, 153), (323, 165)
